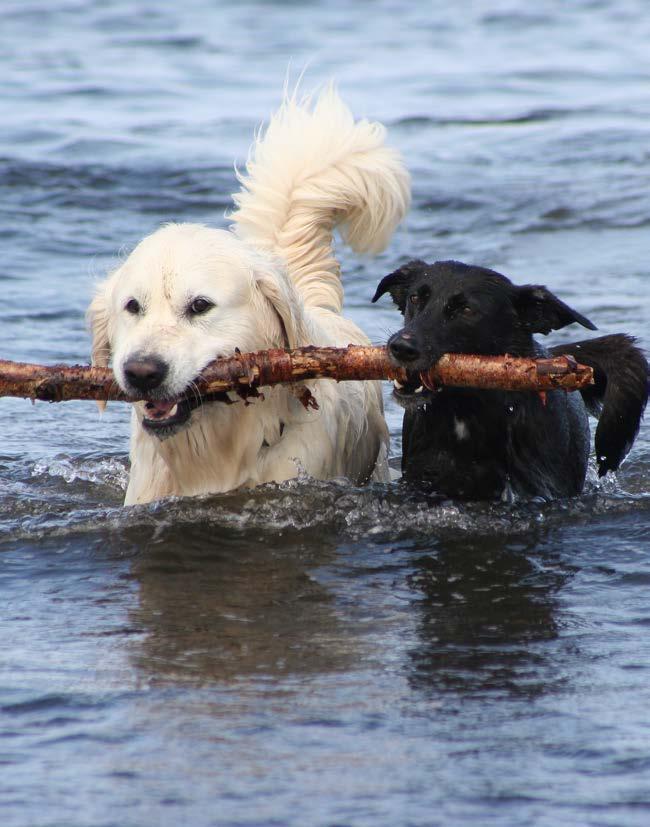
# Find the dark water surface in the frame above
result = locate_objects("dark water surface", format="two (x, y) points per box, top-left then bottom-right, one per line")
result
(1, 2), (650, 825)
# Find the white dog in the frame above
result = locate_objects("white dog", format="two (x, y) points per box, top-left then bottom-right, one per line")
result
(88, 87), (410, 505)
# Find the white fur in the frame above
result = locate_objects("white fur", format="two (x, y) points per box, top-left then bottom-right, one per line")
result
(453, 418), (470, 441)
(88, 87), (410, 505)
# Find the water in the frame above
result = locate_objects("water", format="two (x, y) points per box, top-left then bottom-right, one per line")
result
(1, 1), (650, 825)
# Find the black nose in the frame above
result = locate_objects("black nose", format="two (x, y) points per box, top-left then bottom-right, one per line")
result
(389, 332), (420, 363)
(122, 356), (168, 392)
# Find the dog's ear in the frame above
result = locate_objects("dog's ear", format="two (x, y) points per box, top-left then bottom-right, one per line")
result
(372, 260), (427, 313)
(513, 285), (597, 335)
(87, 287), (112, 413)
(256, 272), (307, 348)
(87, 288), (112, 366)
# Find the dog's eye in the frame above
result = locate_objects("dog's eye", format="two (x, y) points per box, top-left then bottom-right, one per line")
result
(409, 294), (420, 307)
(444, 295), (473, 319)
(125, 298), (141, 315)
(188, 297), (214, 316)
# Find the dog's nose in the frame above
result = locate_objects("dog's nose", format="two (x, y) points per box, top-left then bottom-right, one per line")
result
(389, 332), (420, 363)
(122, 356), (169, 392)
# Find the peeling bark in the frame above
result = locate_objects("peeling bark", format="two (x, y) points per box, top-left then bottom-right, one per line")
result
(0, 346), (593, 405)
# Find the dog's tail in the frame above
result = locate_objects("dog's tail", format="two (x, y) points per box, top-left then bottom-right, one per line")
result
(551, 334), (648, 476)
(231, 85), (410, 313)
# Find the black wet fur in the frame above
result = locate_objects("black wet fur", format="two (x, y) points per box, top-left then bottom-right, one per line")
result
(373, 259), (648, 500)
(549, 334), (649, 476)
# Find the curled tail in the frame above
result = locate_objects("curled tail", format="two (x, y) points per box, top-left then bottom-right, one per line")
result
(231, 85), (410, 313)
(551, 334), (648, 475)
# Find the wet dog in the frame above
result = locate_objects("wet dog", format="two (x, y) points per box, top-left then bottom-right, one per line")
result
(89, 88), (410, 504)
(373, 259), (648, 500)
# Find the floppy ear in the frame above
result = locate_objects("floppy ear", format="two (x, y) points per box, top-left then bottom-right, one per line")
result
(513, 284), (597, 335)
(87, 288), (112, 366)
(256, 272), (307, 349)
(371, 259), (427, 313)
(86, 288), (112, 413)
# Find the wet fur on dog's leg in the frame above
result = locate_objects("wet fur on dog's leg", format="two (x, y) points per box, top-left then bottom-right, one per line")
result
(550, 334), (648, 475)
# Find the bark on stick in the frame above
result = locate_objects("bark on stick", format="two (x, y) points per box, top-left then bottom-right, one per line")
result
(0, 346), (593, 405)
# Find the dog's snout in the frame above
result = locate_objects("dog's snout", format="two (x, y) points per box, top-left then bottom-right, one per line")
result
(389, 332), (420, 363)
(123, 356), (169, 393)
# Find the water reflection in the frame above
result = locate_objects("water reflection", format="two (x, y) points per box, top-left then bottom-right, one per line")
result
(407, 532), (573, 699)
(128, 523), (356, 685)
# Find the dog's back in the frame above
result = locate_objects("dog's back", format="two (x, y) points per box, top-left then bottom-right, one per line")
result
(374, 260), (648, 500)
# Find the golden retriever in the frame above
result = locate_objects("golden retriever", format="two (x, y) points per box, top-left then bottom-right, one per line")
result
(88, 87), (410, 505)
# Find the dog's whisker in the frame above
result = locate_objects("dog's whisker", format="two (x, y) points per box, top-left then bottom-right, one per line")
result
(370, 330), (397, 347)
(106, 378), (120, 401)
(188, 380), (203, 414)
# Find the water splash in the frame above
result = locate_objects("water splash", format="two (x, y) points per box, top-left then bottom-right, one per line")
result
(3, 470), (647, 550)
(31, 457), (129, 491)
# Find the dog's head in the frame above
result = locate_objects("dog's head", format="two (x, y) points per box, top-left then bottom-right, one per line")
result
(372, 259), (596, 405)
(88, 223), (306, 438)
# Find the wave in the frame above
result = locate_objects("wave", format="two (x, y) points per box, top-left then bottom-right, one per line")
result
(2, 461), (648, 549)
(0, 157), (235, 216)
(393, 108), (583, 129)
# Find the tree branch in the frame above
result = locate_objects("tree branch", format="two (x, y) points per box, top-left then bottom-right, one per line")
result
(0, 346), (593, 406)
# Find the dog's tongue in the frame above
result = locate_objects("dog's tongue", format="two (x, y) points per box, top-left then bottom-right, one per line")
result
(143, 400), (178, 421)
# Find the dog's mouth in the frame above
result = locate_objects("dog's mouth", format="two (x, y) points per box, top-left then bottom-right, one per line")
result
(142, 397), (193, 436)
(391, 369), (438, 409)
(141, 390), (233, 438)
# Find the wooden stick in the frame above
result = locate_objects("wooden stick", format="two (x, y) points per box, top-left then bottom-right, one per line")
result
(0, 346), (593, 405)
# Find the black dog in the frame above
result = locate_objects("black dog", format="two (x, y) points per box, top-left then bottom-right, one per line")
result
(373, 259), (648, 500)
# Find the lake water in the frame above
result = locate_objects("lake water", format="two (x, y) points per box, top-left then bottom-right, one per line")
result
(1, 1), (650, 825)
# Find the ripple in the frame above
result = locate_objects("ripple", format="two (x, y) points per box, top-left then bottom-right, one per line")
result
(113, 35), (206, 50)
(393, 108), (582, 129)
(1, 693), (107, 716)
(3, 471), (648, 549)
(0, 157), (235, 217)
